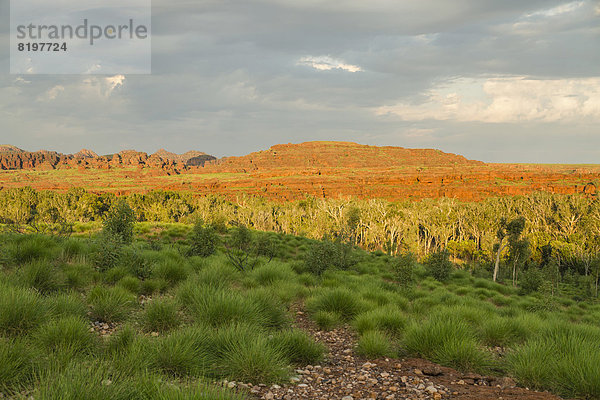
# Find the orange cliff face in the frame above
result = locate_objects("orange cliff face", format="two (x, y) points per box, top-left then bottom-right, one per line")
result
(0, 141), (598, 202)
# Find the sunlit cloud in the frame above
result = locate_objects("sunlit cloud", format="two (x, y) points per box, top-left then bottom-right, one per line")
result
(297, 56), (362, 72)
(375, 77), (600, 123)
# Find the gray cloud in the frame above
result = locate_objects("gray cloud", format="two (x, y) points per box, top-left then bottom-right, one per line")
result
(0, 0), (598, 162)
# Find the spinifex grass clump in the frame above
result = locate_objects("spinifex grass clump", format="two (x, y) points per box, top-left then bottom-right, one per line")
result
(353, 306), (406, 337)
(306, 288), (365, 321)
(0, 284), (46, 335)
(356, 330), (396, 358)
(270, 330), (326, 365)
(19, 259), (65, 294)
(34, 316), (97, 356)
(88, 286), (136, 323)
(508, 323), (600, 399)
(143, 299), (180, 332)
(0, 337), (39, 395)
(210, 323), (289, 383)
(403, 313), (494, 373)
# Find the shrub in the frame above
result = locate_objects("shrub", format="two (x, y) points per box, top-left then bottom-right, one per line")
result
(424, 250), (453, 282)
(392, 253), (415, 286)
(88, 286), (136, 323)
(304, 240), (336, 276)
(224, 225), (258, 272)
(520, 267), (544, 294)
(255, 234), (277, 261)
(143, 299), (180, 332)
(0, 284), (46, 335)
(356, 330), (396, 358)
(119, 250), (153, 280)
(188, 221), (219, 257)
(92, 233), (123, 272)
(305, 237), (356, 276)
(102, 200), (136, 244)
(271, 329), (325, 365)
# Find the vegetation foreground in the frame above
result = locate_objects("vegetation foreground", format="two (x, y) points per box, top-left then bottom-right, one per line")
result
(1, 211), (600, 399)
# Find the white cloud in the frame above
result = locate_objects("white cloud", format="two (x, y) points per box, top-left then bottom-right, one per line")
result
(524, 1), (584, 18)
(297, 56), (362, 72)
(105, 75), (126, 94)
(375, 77), (600, 123)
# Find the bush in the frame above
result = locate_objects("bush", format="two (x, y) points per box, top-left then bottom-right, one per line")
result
(424, 250), (453, 282)
(0, 284), (46, 335)
(88, 286), (136, 323)
(102, 200), (136, 244)
(223, 225), (257, 272)
(188, 221), (219, 257)
(304, 240), (336, 276)
(392, 253), (415, 286)
(304, 237), (356, 276)
(271, 330), (325, 365)
(92, 233), (123, 272)
(520, 267), (544, 294)
(143, 299), (180, 332)
(356, 330), (396, 358)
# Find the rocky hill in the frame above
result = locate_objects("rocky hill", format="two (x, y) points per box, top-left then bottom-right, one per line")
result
(209, 142), (483, 172)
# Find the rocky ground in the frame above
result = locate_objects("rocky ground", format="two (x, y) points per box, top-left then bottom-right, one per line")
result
(233, 309), (562, 400)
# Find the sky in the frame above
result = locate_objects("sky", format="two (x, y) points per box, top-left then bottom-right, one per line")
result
(1, 0), (599, 163)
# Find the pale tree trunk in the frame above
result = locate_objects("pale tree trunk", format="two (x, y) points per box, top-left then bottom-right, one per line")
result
(493, 240), (508, 282)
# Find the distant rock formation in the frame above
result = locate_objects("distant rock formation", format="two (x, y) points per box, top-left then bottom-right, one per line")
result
(0, 145), (216, 171)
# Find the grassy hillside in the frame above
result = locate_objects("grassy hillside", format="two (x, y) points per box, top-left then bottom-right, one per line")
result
(0, 225), (599, 399)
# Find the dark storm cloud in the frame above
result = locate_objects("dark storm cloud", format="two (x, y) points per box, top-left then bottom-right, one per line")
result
(1, 0), (599, 162)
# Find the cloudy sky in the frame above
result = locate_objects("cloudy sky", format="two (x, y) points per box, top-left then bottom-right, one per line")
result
(1, 0), (599, 163)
